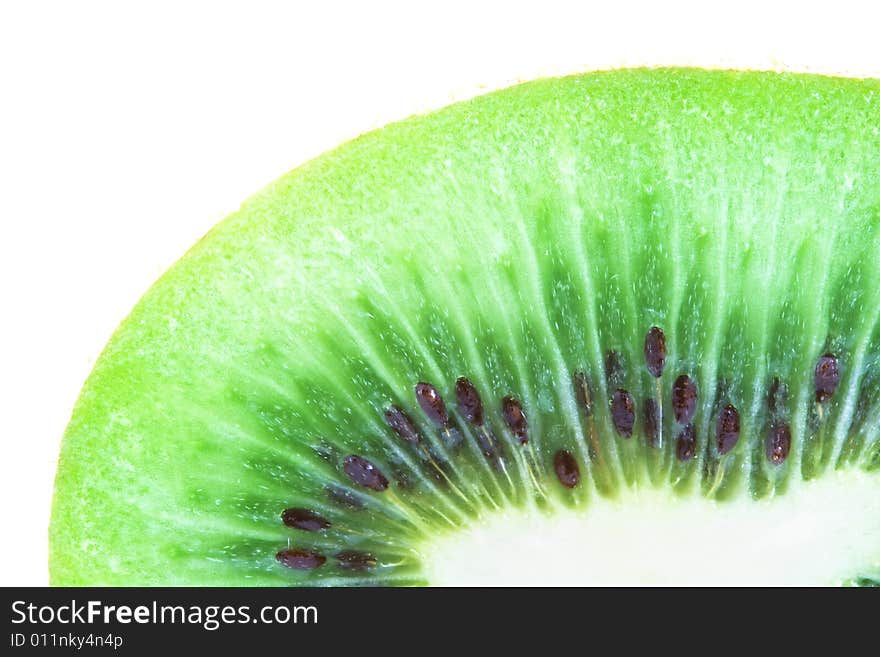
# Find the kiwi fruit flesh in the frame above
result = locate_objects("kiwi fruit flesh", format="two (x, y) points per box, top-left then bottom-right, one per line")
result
(50, 68), (880, 586)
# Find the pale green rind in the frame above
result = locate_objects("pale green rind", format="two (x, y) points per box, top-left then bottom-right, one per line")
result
(50, 69), (880, 585)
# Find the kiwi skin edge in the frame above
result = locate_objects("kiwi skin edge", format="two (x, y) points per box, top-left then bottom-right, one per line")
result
(50, 68), (880, 586)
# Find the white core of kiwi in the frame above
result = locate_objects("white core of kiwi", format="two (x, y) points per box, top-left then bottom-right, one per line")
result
(420, 468), (880, 586)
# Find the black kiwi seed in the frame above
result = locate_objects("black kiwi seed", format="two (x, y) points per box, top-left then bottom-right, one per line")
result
(501, 395), (529, 444)
(716, 404), (741, 455)
(672, 374), (698, 424)
(766, 421), (792, 465)
(276, 548), (326, 570)
(415, 381), (449, 427)
(610, 389), (635, 438)
(342, 455), (389, 492)
(644, 326), (667, 378)
(384, 405), (422, 445)
(281, 507), (331, 532)
(643, 398), (659, 447)
(573, 370), (594, 416)
(454, 377), (502, 462)
(455, 376), (484, 426)
(553, 449), (580, 489)
(676, 423), (697, 461)
(814, 353), (841, 403)
(335, 550), (378, 571)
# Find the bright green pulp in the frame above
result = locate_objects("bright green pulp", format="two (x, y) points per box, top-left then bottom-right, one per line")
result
(50, 69), (880, 585)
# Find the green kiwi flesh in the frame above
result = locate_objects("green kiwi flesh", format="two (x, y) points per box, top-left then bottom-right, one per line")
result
(50, 68), (880, 586)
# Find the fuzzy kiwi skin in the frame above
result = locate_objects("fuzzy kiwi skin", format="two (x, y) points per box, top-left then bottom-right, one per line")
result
(50, 68), (880, 586)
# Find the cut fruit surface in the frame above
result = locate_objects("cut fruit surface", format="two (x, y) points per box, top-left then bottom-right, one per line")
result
(50, 68), (880, 586)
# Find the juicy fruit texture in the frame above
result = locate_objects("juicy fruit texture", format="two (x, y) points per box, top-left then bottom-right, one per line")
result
(50, 69), (880, 586)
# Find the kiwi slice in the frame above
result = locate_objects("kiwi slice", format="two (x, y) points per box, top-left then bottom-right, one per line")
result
(50, 68), (880, 586)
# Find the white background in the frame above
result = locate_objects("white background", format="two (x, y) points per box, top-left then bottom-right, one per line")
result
(1, 1), (878, 586)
